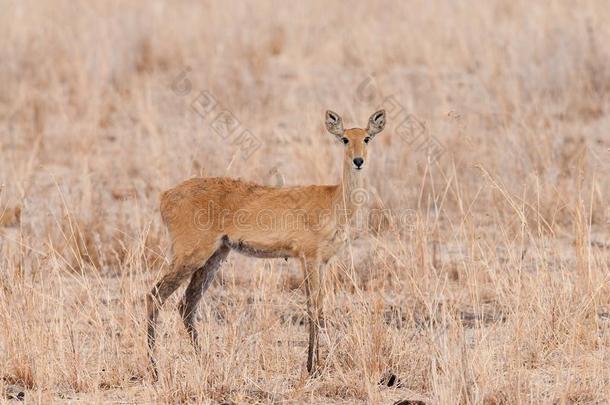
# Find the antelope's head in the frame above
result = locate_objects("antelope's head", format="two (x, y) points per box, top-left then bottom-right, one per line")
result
(325, 110), (386, 171)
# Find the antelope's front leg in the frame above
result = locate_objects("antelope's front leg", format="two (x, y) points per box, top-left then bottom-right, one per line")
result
(301, 257), (325, 376)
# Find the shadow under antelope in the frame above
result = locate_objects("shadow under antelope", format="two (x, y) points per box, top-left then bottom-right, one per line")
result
(146, 110), (386, 379)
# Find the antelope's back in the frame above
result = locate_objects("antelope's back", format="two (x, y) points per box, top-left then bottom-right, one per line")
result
(159, 177), (273, 234)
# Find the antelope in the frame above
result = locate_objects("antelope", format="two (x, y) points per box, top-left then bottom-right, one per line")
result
(146, 110), (386, 379)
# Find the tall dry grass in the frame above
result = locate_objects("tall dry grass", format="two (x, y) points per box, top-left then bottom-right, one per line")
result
(0, 0), (609, 403)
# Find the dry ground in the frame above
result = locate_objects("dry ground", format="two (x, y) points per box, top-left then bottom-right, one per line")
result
(1, 1), (609, 404)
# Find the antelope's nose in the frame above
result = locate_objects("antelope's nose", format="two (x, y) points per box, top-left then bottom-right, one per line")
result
(353, 157), (364, 169)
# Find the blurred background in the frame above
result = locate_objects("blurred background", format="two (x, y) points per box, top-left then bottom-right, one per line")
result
(1, 1), (608, 245)
(0, 1), (609, 403)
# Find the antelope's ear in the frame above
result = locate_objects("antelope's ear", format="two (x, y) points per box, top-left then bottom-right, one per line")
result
(366, 109), (386, 137)
(325, 110), (344, 138)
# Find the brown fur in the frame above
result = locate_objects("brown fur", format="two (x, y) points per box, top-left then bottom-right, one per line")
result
(146, 110), (386, 379)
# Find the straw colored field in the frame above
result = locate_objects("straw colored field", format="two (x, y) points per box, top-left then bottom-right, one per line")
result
(0, 0), (609, 403)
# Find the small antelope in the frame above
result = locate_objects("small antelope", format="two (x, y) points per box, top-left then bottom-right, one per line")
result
(147, 110), (386, 378)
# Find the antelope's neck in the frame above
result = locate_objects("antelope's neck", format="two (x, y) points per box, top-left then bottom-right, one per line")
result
(333, 159), (365, 223)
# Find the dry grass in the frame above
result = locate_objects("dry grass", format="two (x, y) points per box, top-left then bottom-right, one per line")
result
(0, 0), (609, 403)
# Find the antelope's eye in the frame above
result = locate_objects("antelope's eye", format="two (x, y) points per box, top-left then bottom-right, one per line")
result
(341, 137), (349, 145)
(364, 137), (371, 144)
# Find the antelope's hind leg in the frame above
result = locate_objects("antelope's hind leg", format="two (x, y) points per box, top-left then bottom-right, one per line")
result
(178, 244), (230, 350)
(146, 243), (219, 380)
